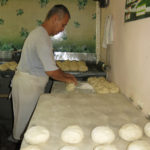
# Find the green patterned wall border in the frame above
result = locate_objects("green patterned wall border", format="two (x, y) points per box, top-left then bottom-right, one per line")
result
(0, 0), (8, 6)
(16, 9), (24, 16)
(0, 0), (96, 53)
(0, 18), (4, 25)
(39, 0), (49, 8)
(77, 0), (88, 10)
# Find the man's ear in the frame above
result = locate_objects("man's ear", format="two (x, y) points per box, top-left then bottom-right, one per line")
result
(52, 14), (59, 22)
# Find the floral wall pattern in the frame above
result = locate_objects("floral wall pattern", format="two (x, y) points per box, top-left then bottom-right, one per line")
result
(0, 0), (96, 53)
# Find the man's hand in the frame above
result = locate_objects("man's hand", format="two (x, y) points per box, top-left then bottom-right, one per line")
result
(63, 72), (77, 85)
(45, 69), (77, 85)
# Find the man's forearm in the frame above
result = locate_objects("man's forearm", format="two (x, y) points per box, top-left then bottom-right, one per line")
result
(45, 69), (77, 84)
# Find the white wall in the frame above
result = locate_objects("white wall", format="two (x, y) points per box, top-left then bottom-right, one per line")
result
(100, 0), (150, 116)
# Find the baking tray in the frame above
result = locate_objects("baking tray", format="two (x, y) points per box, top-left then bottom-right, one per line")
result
(64, 62), (106, 79)
(0, 70), (15, 78)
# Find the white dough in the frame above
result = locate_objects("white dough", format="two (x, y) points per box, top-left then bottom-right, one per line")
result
(21, 145), (41, 150)
(96, 87), (109, 94)
(59, 146), (79, 150)
(87, 77), (119, 94)
(0, 63), (9, 71)
(61, 125), (84, 144)
(144, 122), (150, 137)
(94, 144), (118, 150)
(24, 126), (50, 144)
(127, 140), (150, 150)
(119, 123), (143, 142)
(0, 61), (17, 71)
(66, 83), (76, 92)
(56, 60), (88, 72)
(91, 126), (115, 144)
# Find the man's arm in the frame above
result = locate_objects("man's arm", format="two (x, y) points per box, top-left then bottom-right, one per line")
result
(45, 69), (77, 85)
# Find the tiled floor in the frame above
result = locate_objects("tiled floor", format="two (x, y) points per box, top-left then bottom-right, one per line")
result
(0, 98), (21, 150)
(0, 124), (21, 150)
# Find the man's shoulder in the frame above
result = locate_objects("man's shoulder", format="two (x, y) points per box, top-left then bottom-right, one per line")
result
(28, 26), (48, 41)
(31, 26), (45, 35)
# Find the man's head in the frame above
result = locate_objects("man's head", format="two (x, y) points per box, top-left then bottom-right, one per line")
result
(45, 4), (70, 21)
(43, 4), (70, 36)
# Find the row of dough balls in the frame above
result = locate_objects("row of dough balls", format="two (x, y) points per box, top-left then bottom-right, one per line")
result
(0, 61), (17, 71)
(56, 60), (88, 72)
(21, 141), (150, 150)
(88, 77), (119, 94)
(21, 145), (117, 150)
(21, 122), (150, 150)
(65, 78), (119, 93)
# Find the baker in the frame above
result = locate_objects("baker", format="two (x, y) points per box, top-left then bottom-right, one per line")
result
(10, 4), (77, 142)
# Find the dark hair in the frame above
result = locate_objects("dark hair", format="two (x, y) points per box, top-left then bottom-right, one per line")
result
(45, 4), (70, 20)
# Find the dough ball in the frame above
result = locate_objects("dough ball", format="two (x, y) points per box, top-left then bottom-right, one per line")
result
(119, 123), (143, 142)
(0, 61), (18, 71)
(59, 146), (79, 150)
(109, 83), (119, 93)
(127, 140), (150, 150)
(109, 87), (119, 94)
(0, 63), (8, 71)
(70, 61), (78, 71)
(91, 126), (115, 144)
(9, 65), (17, 71)
(21, 145), (41, 150)
(56, 61), (62, 66)
(96, 87), (109, 94)
(24, 126), (50, 144)
(66, 83), (76, 92)
(8, 61), (17, 70)
(87, 77), (119, 94)
(78, 65), (88, 72)
(78, 61), (88, 72)
(61, 66), (70, 71)
(57, 60), (88, 72)
(94, 144), (118, 150)
(144, 122), (150, 137)
(61, 125), (84, 144)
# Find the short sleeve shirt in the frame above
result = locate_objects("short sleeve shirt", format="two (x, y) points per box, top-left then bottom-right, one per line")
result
(17, 26), (58, 77)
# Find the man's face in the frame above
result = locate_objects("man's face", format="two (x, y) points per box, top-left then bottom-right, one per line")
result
(52, 14), (69, 35)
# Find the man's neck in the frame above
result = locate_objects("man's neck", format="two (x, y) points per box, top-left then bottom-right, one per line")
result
(42, 21), (53, 36)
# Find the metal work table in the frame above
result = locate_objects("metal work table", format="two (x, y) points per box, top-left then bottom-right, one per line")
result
(20, 81), (150, 150)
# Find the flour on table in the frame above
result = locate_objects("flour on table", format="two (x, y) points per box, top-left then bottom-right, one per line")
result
(119, 123), (143, 142)
(59, 146), (79, 150)
(91, 126), (115, 144)
(127, 140), (150, 150)
(94, 144), (118, 150)
(21, 145), (41, 150)
(77, 82), (93, 90)
(61, 125), (84, 144)
(24, 126), (50, 144)
(144, 122), (150, 137)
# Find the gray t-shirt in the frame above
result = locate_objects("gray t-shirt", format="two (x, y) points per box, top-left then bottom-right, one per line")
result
(17, 26), (58, 77)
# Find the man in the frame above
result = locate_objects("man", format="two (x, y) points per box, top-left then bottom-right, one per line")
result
(11, 4), (77, 141)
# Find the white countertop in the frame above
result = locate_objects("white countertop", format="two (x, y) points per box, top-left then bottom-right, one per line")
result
(20, 81), (150, 150)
